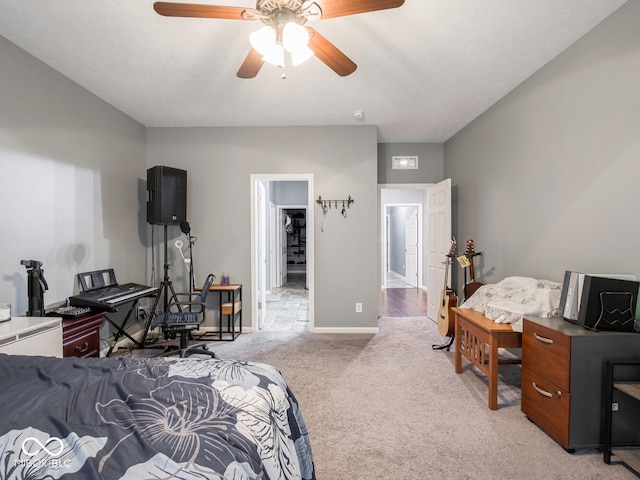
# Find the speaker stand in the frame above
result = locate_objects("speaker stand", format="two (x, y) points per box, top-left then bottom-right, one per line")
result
(186, 231), (196, 296)
(150, 225), (179, 316)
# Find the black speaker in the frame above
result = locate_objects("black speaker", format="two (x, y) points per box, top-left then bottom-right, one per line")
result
(147, 166), (187, 225)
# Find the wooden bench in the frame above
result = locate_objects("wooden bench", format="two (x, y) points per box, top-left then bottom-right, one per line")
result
(452, 306), (522, 410)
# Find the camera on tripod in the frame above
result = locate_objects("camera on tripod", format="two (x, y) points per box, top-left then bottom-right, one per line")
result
(21, 259), (49, 316)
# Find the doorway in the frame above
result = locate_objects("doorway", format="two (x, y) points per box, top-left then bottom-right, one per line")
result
(380, 185), (428, 291)
(385, 205), (420, 288)
(251, 174), (314, 332)
(379, 185), (429, 317)
(379, 181), (452, 319)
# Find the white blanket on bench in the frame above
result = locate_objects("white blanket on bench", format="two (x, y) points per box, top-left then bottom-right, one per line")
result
(459, 276), (562, 332)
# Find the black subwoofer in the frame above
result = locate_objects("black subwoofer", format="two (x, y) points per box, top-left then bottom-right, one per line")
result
(147, 166), (187, 225)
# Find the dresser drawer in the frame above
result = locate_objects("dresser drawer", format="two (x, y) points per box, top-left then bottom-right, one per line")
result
(62, 315), (102, 358)
(522, 368), (570, 449)
(523, 319), (571, 391)
(63, 327), (100, 358)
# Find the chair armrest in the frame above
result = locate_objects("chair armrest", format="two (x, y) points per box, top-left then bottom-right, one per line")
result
(167, 301), (206, 313)
(173, 292), (201, 299)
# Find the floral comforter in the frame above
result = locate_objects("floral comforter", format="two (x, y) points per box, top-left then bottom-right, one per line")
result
(0, 354), (315, 480)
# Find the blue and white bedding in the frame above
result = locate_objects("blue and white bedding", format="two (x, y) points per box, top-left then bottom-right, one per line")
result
(0, 354), (315, 480)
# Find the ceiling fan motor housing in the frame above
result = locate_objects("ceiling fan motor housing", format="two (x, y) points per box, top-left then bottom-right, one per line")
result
(254, 0), (322, 26)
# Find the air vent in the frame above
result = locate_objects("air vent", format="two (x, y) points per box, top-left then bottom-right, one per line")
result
(392, 156), (418, 169)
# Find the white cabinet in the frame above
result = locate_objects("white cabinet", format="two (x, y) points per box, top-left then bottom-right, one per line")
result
(0, 316), (63, 357)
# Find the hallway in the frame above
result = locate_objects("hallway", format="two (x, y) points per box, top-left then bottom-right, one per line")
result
(263, 272), (309, 331)
(262, 272), (427, 329)
(379, 287), (428, 317)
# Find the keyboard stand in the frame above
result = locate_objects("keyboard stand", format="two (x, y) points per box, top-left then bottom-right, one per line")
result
(105, 292), (161, 357)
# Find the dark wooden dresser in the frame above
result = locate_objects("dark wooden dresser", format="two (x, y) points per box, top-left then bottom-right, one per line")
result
(62, 311), (104, 358)
(522, 316), (640, 450)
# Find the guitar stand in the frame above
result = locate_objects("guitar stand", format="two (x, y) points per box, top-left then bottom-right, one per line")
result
(432, 336), (454, 351)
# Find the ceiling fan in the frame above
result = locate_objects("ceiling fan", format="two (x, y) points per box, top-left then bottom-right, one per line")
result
(153, 0), (405, 78)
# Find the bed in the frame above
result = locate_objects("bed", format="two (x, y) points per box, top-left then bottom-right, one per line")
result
(0, 353), (315, 480)
(453, 276), (561, 410)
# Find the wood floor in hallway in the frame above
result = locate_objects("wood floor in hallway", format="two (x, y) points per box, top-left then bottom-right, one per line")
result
(379, 288), (428, 317)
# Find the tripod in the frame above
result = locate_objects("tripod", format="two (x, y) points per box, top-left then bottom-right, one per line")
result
(150, 224), (179, 316)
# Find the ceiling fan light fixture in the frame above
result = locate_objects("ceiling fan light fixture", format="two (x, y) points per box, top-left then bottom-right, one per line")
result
(290, 45), (314, 66)
(263, 43), (286, 67)
(283, 22), (313, 65)
(250, 26), (285, 67)
(249, 25), (275, 55)
(282, 22), (309, 51)
(250, 21), (313, 68)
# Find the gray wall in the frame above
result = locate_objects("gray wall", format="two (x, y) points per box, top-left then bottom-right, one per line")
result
(378, 143), (444, 184)
(146, 126), (379, 330)
(444, 1), (640, 289)
(0, 37), (148, 321)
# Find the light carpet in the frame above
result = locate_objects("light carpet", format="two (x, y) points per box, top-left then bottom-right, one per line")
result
(200, 317), (637, 479)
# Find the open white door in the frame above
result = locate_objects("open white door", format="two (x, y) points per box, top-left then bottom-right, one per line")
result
(426, 179), (452, 322)
(270, 202), (278, 288)
(405, 207), (419, 288)
(256, 181), (267, 330)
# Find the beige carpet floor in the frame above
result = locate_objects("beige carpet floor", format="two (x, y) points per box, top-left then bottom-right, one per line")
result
(145, 317), (639, 479)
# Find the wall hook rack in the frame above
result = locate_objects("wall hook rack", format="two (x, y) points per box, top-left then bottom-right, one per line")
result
(316, 195), (354, 218)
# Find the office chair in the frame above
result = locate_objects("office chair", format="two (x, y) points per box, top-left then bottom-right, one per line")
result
(150, 273), (216, 358)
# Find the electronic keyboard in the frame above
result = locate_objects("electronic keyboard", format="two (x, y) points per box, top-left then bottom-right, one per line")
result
(69, 283), (158, 311)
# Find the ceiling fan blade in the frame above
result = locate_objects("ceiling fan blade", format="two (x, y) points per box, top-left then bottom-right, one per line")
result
(237, 48), (265, 79)
(153, 2), (257, 20)
(306, 27), (356, 77)
(315, 0), (404, 20)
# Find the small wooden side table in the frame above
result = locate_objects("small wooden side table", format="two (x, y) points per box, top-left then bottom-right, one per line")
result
(197, 284), (242, 341)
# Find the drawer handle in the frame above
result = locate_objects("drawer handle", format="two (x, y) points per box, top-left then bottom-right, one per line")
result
(75, 341), (89, 353)
(533, 332), (554, 344)
(532, 382), (561, 398)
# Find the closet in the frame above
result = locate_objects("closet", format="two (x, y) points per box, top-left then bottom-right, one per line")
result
(284, 209), (306, 275)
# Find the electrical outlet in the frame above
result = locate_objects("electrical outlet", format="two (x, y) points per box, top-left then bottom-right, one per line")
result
(136, 306), (148, 322)
(612, 403), (619, 411)
(355, 303), (362, 313)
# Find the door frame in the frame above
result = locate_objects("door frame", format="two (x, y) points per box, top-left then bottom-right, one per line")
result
(383, 203), (422, 288)
(255, 180), (267, 330)
(379, 184), (430, 293)
(250, 174), (315, 332)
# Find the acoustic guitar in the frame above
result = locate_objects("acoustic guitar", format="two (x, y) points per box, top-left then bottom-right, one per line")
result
(437, 240), (458, 337)
(463, 239), (483, 300)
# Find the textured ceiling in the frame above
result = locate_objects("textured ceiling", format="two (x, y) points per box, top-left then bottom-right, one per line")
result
(0, 0), (628, 142)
